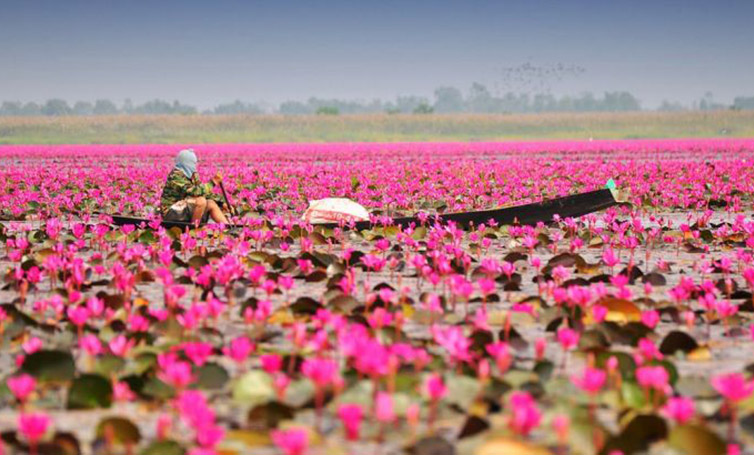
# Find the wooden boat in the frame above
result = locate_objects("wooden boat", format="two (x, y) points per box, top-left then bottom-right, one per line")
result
(108, 188), (620, 231)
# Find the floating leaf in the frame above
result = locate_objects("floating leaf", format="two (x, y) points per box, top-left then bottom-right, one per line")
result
(667, 424), (726, 455)
(445, 374), (483, 411)
(458, 415), (490, 439)
(328, 294), (359, 313)
(93, 354), (127, 376)
(138, 230), (157, 244)
(602, 413), (667, 454)
(195, 363), (230, 390)
(50, 432), (82, 455)
(545, 252), (585, 272)
(232, 370), (275, 407)
(659, 331), (699, 355)
(411, 226), (428, 240)
(304, 270), (328, 282)
(601, 321), (651, 346)
(217, 430), (270, 452)
(578, 329), (610, 350)
(620, 381), (648, 409)
(598, 297), (641, 323)
(131, 352), (157, 376)
(67, 374), (113, 409)
(410, 436), (457, 455)
(676, 376), (717, 399)
(335, 380), (374, 409)
(141, 376), (176, 400)
(595, 351), (636, 380)
(140, 440), (185, 455)
(32, 248), (55, 264)
(642, 272), (667, 286)
(267, 309), (296, 325)
(247, 401), (295, 429)
(21, 350), (76, 382)
(687, 346), (712, 362)
(282, 379), (315, 408)
(1, 431), (81, 455)
(308, 232), (327, 245)
(290, 297), (322, 315)
(187, 255), (209, 269)
(95, 417), (141, 446)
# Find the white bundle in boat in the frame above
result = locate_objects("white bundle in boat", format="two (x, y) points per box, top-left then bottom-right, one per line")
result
(301, 198), (370, 224)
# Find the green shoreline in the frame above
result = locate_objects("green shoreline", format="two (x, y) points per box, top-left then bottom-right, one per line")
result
(1, 111), (752, 145)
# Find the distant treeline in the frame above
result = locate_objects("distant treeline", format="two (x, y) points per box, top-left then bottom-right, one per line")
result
(2, 84), (753, 116)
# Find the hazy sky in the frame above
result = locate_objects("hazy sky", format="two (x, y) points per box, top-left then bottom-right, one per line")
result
(1, 0), (752, 108)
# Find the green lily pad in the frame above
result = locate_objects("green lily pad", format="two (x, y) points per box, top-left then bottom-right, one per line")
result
(95, 417), (141, 445)
(195, 363), (229, 390)
(141, 376), (176, 400)
(232, 370), (275, 407)
(93, 354), (127, 377)
(21, 350), (76, 382)
(659, 331), (699, 356)
(667, 424), (726, 455)
(67, 374), (113, 409)
(602, 413), (667, 455)
(446, 374), (482, 410)
(140, 440), (185, 455)
(247, 401), (295, 429)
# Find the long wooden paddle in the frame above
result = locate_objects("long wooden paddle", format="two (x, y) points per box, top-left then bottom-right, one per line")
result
(218, 180), (237, 217)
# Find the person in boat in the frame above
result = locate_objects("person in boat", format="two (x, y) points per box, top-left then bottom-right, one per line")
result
(160, 149), (230, 224)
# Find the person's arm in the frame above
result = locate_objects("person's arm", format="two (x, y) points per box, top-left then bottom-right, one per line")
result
(182, 173), (213, 197)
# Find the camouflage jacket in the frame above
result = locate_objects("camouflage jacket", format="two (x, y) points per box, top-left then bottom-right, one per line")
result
(159, 169), (221, 214)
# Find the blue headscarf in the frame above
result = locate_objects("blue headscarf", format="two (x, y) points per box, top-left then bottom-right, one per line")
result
(175, 149), (197, 178)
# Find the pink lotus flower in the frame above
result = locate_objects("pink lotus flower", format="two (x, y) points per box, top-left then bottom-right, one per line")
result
(196, 424), (225, 448)
(301, 358), (339, 388)
(422, 373), (448, 401)
(337, 404), (363, 441)
(486, 341), (513, 373)
(158, 354), (195, 389)
(556, 327), (580, 351)
(18, 412), (51, 445)
(636, 365), (670, 393)
(108, 335), (135, 357)
(431, 325), (472, 365)
(271, 428), (308, 455)
(79, 334), (103, 356)
(375, 391), (395, 423)
(66, 305), (90, 328)
(507, 391), (541, 437)
(22, 337), (43, 355)
(602, 247), (619, 267)
(7, 374), (36, 403)
(273, 373), (291, 400)
(477, 278), (496, 296)
(571, 367), (606, 395)
(113, 381), (136, 402)
(551, 265), (571, 283)
(712, 373), (754, 403)
(260, 354), (283, 374)
(174, 390), (215, 430)
(182, 341), (214, 367)
(662, 396), (695, 424)
(591, 304), (608, 323)
(640, 310), (660, 329)
(223, 336), (254, 364)
(636, 338), (664, 363)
